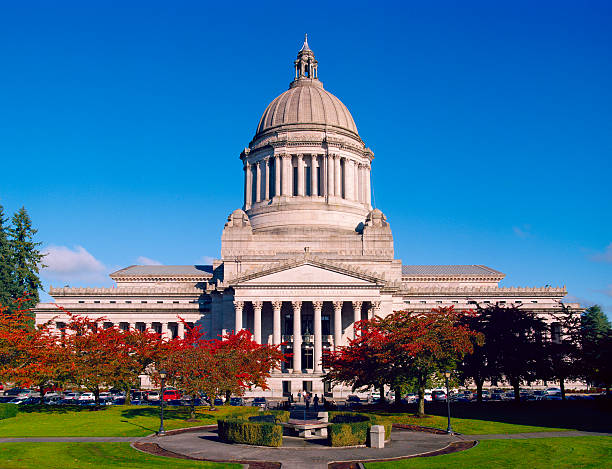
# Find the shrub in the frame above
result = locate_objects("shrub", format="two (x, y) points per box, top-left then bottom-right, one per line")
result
(217, 412), (285, 447)
(327, 412), (391, 447)
(0, 404), (18, 420)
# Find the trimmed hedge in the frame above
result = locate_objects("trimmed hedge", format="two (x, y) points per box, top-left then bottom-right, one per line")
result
(0, 404), (18, 420)
(217, 410), (288, 447)
(327, 412), (391, 447)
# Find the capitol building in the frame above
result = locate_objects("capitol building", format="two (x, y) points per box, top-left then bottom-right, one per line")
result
(35, 37), (576, 397)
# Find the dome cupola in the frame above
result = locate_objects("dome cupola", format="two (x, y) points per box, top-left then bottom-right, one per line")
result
(239, 36), (374, 233)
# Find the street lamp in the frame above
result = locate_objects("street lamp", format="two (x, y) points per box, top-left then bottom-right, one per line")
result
(444, 370), (453, 435)
(158, 369), (167, 436)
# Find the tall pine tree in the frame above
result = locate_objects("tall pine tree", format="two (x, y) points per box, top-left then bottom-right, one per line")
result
(7, 207), (45, 308)
(0, 205), (13, 307)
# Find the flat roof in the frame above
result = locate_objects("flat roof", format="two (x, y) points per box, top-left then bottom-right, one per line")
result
(110, 265), (214, 278)
(401, 265), (504, 277)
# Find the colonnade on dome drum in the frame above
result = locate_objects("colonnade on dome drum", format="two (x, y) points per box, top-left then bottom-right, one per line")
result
(233, 299), (381, 374)
(243, 153), (371, 209)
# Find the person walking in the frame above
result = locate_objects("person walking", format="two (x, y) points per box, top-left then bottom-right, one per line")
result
(297, 391), (302, 403)
(305, 393), (310, 411)
(313, 394), (319, 411)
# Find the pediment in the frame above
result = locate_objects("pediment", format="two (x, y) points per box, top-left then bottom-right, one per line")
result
(229, 258), (385, 287)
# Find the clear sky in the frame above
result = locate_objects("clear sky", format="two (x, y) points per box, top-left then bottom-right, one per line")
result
(0, 1), (610, 316)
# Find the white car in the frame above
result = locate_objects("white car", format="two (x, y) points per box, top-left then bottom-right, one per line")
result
(78, 392), (95, 401)
(147, 391), (160, 401)
(8, 397), (28, 404)
(546, 387), (562, 395)
(99, 392), (111, 399)
(424, 392), (433, 402)
(63, 392), (80, 401)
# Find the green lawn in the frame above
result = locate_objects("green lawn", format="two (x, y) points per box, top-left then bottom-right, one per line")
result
(365, 436), (612, 469)
(364, 412), (570, 434)
(0, 405), (257, 437)
(0, 442), (239, 469)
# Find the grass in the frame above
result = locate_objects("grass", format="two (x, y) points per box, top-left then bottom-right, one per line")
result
(0, 405), (257, 437)
(364, 412), (570, 434)
(364, 436), (612, 469)
(0, 442), (239, 468)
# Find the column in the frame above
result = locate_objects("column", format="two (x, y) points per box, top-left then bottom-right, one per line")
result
(129, 322), (136, 331)
(253, 301), (263, 344)
(313, 301), (323, 372)
(272, 301), (282, 345)
(234, 300), (244, 332)
(327, 154), (334, 196)
(264, 158), (270, 200)
(245, 163), (252, 209)
(255, 161), (262, 202)
(292, 301), (302, 373)
(275, 155), (281, 197)
(333, 301), (343, 350)
(161, 322), (169, 341)
(365, 165), (371, 206)
(354, 163), (360, 202)
(177, 321), (185, 339)
(352, 301), (363, 338)
(281, 154), (291, 195)
(297, 154), (305, 196)
(334, 155), (341, 197)
(345, 159), (355, 201)
(145, 322), (152, 333)
(371, 301), (381, 319)
(311, 155), (318, 196)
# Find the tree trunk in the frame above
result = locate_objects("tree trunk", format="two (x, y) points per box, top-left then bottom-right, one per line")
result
(124, 384), (132, 405)
(94, 388), (100, 407)
(560, 378), (566, 401)
(379, 384), (385, 404)
(191, 400), (196, 419)
(417, 378), (426, 418)
(394, 385), (402, 406)
(476, 379), (484, 404)
(225, 390), (231, 405)
(39, 384), (45, 400)
(512, 379), (520, 403)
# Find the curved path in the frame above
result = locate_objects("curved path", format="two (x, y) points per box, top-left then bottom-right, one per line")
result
(137, 427), (461, 469)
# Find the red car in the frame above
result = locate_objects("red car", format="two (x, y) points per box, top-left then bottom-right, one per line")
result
(163, 390), (182, 401)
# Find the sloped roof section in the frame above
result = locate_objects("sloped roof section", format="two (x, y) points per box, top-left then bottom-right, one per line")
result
(402, 265), (504, 277)
(110, 265), (213, 278)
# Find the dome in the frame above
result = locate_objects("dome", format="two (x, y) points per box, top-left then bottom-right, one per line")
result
(256, 82), (358, 136)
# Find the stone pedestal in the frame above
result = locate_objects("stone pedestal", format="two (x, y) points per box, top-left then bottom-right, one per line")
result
(369, 425), (385, 448)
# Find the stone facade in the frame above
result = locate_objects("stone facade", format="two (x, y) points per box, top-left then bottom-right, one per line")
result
(35, 36), (578, 397)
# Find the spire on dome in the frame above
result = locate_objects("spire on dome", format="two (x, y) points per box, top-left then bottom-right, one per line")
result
(293, 34), (318, 83)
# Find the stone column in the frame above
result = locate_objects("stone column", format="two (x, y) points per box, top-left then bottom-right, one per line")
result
(161, 322), (169, 341)
(346, 159), (355, 201)
(355, 163), (361, 202)
(245, 163), (252, 209)
(335, 156), (341, 197)
(333, 301), (343, 349)
(327, 154), (334, 196)
(129, 322), (136, 331)
(145, 322), (152, 333)
(275, 155), (281, 197)
(371, 301), (381, 319)
(292, 300), (302, 373)
(234, 300), (244, 332)
(177, 321), (185, 339)
(253, 301), (263, 344)
(264, 158), (270, 200)
(313, 301), (323, 372)
(255, 161), (262, 203)
(311, 155), (318, 196)
(272, 301), (282, 345)
(365, 164), (371, 206)
(281, 154), (291, 196)
(297, 154), (305, 196)
(352, 301), (363, 338)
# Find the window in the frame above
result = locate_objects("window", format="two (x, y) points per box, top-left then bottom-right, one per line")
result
(436, 301), (442, 304)
(110, 300), (116, 304)
(141, 301), (147, 304)
(468, 301), (477, 305)
(483, 301), (490, 304)
(499, 301), (506, 304)
(78, 300), (85, 304)
(94, 300), (100, 304)
(420, 300), (426, 304)
(516, 300), (522, 304)
(126, 301), (132, 304)
(293, 166), (298, 196)
(405, 300), (411, 304)
(305, 166), (311, 196)
(157, 301), (163, 304)
(531, 300), (538, 304)
(452, 301), (459, 304)
(173, 301), (179, 304)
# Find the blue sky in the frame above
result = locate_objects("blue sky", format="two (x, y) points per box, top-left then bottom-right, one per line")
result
(0, 1), (610, 315)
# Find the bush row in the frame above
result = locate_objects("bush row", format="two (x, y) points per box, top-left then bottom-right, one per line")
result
(0, 403), (18, 420)
(327, 412), (391, 447)
(217, 410), (288, 447)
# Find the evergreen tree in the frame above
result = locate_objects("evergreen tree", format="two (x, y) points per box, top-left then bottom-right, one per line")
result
(0, 205), (13, 307)
(581, 305), (611, 343)
(7, 207), (45, 308)
(580, 305), (612, 391)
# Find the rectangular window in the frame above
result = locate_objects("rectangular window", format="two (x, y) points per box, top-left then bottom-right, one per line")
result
(293, 166), (298, 196)
(317, 165), (322, 195)
(141, 301), (147, 304)
(436, 301), (442, 304)
(94, 300), (100, 304)
(305, 166), (311, 196)
(452, 301), (459, 304)
(531, 300), (538, 304)
(110, 300), (116, 304)
(157, 301), (163, 304)
(173, 301), (179, 304)
(78, 301), (85, 303)
(126, 301), (132, 304)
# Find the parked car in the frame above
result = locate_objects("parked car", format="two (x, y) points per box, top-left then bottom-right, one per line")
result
(4, 388), (28, 397)
(8, 397), (29, 405)
(432, 390), (447, 402)
(347, 395), (361, 403)
(44, 396), (63, 405)
(251, 397), (268, 408)
(546, 387), (562, 396)
(146, 391), (160, 401)
(163, 390), (182, 401)
(131, 391), (147, 401)
(404, 393), (417, 403)
(423, 392), (432, 402)
(78, 392), (95, 401)
(528, 390), (547, 401)
(63, 392), (81, 402)
(229, 397), (245, 406)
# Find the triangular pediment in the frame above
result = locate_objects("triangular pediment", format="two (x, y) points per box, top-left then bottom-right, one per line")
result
(228, 257), (386, 287)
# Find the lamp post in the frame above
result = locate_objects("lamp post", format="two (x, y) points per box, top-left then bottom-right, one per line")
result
(444, 370), (453, 435)
(158, 369), (167, 436)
